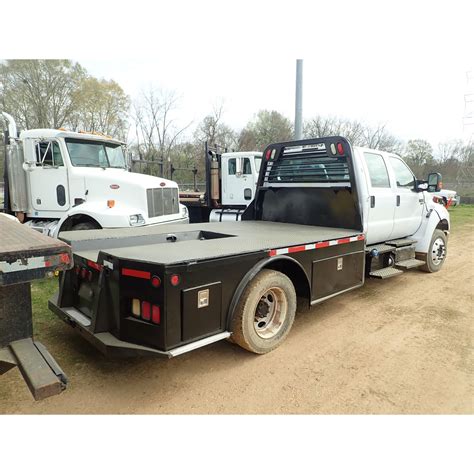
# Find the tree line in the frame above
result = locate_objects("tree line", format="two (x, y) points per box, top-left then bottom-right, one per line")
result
(1, 59), (473, 193)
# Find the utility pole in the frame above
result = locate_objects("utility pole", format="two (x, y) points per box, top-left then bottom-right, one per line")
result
(294, 59), (303, 140)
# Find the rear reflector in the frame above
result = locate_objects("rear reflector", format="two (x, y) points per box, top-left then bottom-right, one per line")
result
(151, 276), (161, 288)
(152, 305), (161, 324)
(141, 301), (151, 320)
(122, 268), (151, 279)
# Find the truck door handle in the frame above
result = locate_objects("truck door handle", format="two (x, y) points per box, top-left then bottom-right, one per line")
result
(370, 196), (375, 208)
(396, 195), (401, 206)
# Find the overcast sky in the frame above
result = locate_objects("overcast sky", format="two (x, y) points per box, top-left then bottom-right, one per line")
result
(6, 0), (474, 148)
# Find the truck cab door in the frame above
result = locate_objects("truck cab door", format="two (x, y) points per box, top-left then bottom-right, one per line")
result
(28, 140), (70, 212)
(388, 156), (424, 239)
(362, 151), (395, 245)
(222, 157), (254, 206)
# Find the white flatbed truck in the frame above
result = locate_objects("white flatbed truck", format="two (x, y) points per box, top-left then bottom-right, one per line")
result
(49, 136), (449, 357)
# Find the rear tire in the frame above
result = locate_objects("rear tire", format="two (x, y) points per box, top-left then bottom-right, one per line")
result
(420, 229), (447, 273)
(230, 269), (296, 354)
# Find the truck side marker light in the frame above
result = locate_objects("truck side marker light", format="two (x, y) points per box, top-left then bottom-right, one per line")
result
(132, 299), (141, 317)
(107, 200), (115, 208)
(142, 301), (151, 320)
(269, 234), (365, 257)
(170, 274), (180, 286)
(151, 276), (161, 288)
(122, 268), (151, 279)
(152, 305), (161, 324)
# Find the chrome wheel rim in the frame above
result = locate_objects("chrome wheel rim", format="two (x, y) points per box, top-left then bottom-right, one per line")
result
(431, 237), (446, 266)
(253, 287), (287, 339)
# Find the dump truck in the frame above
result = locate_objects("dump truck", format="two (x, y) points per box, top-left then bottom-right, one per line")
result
(48, 136), (449, 357)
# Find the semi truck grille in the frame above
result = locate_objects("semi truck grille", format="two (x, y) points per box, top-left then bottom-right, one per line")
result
(147, 188), (179, 218)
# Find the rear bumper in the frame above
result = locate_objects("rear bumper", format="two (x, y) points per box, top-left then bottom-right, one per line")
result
(49, 293), (230, 358)
(49, 293), (170, 358)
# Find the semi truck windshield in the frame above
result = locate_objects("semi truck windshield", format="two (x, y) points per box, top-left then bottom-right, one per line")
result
(65, 139), (126, 168)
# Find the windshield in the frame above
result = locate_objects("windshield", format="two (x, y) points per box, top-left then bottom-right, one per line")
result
(65, 139), (126, 168)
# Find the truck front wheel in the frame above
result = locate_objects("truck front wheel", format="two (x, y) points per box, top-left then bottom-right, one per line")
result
(230, 269), (296, 354)
(420, 229), (447, 273)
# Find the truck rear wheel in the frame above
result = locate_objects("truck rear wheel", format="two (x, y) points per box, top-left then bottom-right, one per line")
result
(71, 221), (100, 231)
(230, 269), (296, 354)
(420, 229), (447, 273)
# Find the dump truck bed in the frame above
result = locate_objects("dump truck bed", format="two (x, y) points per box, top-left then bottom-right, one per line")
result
(60, 221), (360, 265)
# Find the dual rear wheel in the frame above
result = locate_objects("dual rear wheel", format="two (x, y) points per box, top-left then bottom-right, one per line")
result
(230, 270), (296, 354)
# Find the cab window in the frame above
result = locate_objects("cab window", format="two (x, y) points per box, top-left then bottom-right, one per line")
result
(228, 157), (252, 175)
(364, 152), (390, 188)
(36, 141), (64, 167)
(390, 157), (415, 188)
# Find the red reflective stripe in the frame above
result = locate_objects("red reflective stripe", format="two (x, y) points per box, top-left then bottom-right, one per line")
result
(288, 245), (306, 253)
(121, 268), (151, 279)
(87, 260), (102, 271)
(268, 234), (365, 256)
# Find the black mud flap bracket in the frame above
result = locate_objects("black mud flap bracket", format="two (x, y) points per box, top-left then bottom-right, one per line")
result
(0, 338), (68, 401)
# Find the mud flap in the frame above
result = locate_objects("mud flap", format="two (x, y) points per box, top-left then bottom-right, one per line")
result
(0, 338), (68, 401)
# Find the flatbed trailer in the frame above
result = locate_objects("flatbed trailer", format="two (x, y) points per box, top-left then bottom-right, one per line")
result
(49, 136), (449, 357)
(0, 214), (72, 400)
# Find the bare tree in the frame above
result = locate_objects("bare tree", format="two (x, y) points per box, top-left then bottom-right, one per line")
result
(131, 87), (192, 177)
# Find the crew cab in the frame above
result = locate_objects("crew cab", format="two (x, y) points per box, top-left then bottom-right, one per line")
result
(49, 136), (449, 357)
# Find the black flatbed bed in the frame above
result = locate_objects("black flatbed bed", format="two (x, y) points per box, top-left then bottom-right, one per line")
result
(60, 221), (361, 265)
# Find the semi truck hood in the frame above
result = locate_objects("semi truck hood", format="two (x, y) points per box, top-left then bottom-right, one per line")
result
(78, 168), (177, 191)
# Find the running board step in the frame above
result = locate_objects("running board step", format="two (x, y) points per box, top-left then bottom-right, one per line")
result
(385, 238), (417, 248)
(366, 244), (396, 254)
(395, 258), (425, 269)
(369, 267), (404, 279)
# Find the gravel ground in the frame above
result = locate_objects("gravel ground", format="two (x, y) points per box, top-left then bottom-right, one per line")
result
(0, 221), (472, 414)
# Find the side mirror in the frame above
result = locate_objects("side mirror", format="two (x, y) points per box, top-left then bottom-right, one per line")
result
(235, 157), (243, 176)
(427, 172), (442, 193)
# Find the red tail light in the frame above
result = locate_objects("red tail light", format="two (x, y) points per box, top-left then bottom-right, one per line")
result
(337, 142), (344, 155)
(151, 276), (161, 288)
(170, 274), (180, 286)
(265, 149), (272, 160)
(141, 301), (151, 320)
(152, 305), (161, 324)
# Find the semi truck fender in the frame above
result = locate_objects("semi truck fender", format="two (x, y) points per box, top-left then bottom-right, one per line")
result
(411, 203), (450, 254)
(226, 255), (311, 331)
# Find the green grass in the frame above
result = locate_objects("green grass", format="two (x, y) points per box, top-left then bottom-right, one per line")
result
(448, 204), (474, 229)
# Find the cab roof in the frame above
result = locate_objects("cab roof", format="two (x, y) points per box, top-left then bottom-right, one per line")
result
(19, 128), (124, 145)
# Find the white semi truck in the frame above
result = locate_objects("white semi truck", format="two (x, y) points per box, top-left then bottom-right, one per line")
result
(1, 112), (189, 237)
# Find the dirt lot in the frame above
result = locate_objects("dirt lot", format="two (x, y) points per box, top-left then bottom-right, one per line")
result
(1, 213), (472, 414)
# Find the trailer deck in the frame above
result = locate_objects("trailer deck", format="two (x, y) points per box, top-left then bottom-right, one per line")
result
(60, 221), (361, 264)
(0, 214), (71, 400)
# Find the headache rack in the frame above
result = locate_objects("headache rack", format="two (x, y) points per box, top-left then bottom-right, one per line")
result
(263, 141), (351, 186)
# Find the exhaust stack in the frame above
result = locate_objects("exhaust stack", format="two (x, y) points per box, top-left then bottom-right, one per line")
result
(1, 112), (18, 142)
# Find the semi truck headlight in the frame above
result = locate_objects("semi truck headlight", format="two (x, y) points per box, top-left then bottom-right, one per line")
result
(129, 214), (145, 226)
(181, 205), (188, 218)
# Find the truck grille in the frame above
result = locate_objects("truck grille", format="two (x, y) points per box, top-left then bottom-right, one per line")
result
(147, 188), (179, 218)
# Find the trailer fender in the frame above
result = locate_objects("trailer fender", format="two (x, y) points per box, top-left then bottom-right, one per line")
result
(226, 255), (311, 331)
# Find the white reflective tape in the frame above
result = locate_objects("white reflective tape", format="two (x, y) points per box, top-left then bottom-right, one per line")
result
(305, 243), (316, 250)
(0, 256), (47, 273)
(275, 248), (288, 255)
